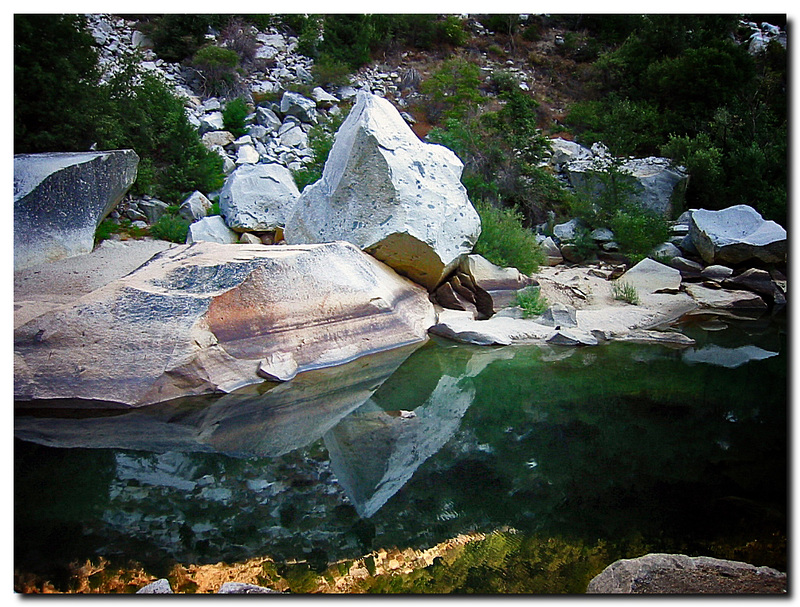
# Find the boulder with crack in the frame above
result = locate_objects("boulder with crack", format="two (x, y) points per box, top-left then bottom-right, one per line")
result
(14, 241), (435, 407)
(285, 91), (481, 290)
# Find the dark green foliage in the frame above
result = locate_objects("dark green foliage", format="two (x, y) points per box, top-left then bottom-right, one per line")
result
(14, 14), (102, 153)
(222, 97), (250, 137)
(149, 214), (191, 244)
(96, 60), (224, 203)
(138, 14), (226, 63)
(473, 201), (544, 276)
(565, 14), (786, 226)
(426, 68), (571, 225)
(295, 15), (467, 71)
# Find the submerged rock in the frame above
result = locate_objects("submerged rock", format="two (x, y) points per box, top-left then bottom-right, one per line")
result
(285, 91), (481, 290)
(14, 150), (139, 270)
(14, 241), (435, 407)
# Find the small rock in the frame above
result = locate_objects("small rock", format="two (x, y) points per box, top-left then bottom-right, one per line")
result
(538, 302), (578, 328)
(217, 582), (281, 594)
(547, 328), (598, 346)
(700, 264), (734, 281)
(258, 351), (299, 382)
(136, 579), (173, 594)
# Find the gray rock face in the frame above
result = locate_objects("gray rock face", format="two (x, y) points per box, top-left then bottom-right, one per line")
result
(217, 582), (281, 594)
(285, 92), (481, 290)
(538, 302), (578, 328)
(280, 91), (317, 124)
(587, 553), (786, 594)
(689, 205), (787, 265)
(14, 241), (435, 406)
(14, 150), (139, 270)
(186, 215), (239, 244)
(564, 156), (689, 218)
(618, 258), (682, 294)
(219, 163), (300, 232)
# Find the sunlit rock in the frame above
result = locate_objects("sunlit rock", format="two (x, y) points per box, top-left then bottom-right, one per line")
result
(14, 241), (435, 406)
(285, 91), (481, 290)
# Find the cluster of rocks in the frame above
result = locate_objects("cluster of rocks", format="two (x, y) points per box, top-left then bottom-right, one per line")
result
(741, 20), (787, 55)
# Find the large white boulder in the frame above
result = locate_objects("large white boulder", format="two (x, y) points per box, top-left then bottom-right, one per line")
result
(14, 150), (139, 270)
(689, 205), (787, 265)
(219, 163), (300, 232)
(14, 241), (436, 406)
(285, 92), (482, 290)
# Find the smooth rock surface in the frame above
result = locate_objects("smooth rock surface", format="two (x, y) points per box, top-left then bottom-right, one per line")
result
(219, 163), (300, 232)
(136, 579), (173, 594)
(179, 190), (213, 222)
(14, 150), (139, 270)
(617, 258), (682, 294)
(689, 205), (787, 265)
(14, 241), (435, 406)
(285, 92), (481, 290)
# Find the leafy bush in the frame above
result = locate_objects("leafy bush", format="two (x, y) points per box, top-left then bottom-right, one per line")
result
(149, 214), (191, 243)
(191, 44), (241, 97)
(222, 97), (250, 137)
(473, 201), (544, 276)
(421, 58), (483, 123)
(612, 281), (640, 305)
(139, 14), (225, 63)
(514, 286), (548, 318)
(609, 208), (671, 263)
(97, 60), (224, 203)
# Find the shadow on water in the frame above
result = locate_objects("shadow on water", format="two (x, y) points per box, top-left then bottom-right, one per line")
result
(15, 314), (787, 587)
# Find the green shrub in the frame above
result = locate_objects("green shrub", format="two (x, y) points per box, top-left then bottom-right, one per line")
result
(14, 14), (102, 153)
(514, 286), (548, 318)
(612, 281), (640, 305)
(149, 214), (191, 243)
(609, 208), (671, 263)
(191, 45), (240, 97)
(222, 97), (250, 137)
(473, 201), (544, 276)
(421, 58), (483, 123)
(139, 14), (225, 63)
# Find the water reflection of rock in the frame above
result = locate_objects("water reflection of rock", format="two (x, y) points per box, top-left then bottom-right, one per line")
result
(14, 343), (423, 458)
(324, 345), (515, 518)
(682, 344), (779, 369)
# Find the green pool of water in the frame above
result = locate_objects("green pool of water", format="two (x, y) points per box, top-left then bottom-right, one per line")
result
(14, 314), (787, 592)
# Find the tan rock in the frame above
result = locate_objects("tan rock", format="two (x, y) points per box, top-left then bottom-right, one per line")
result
(14, 241), (435, 406)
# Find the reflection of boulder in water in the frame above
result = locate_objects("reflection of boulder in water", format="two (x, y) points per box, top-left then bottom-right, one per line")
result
(324, 374), (474, 518)
(682, 344), (778, 369)
(14, 344), (421, 458)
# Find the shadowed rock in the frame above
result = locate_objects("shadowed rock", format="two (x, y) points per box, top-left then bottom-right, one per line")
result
(14, 150), (139, 270)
